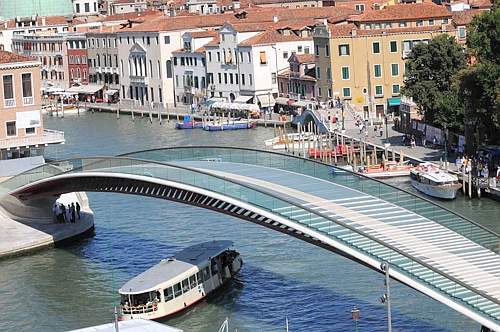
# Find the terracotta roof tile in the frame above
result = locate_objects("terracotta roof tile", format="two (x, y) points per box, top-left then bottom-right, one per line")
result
(330, 23), (453, 37)
(295, 53), (315, 63)
(350, 3), (452, 23)
(238, 29), (311, 46)
(452, 9), (484, 26)
(125, 6), (356, 32)
(1, 15), (70, 29)
(100, 10), (162, 22)
(0, 50), (35, 64)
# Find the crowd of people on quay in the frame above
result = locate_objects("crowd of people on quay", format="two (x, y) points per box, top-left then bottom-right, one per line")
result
(52, 201), (81, 224)
(455, 155), (500, 179)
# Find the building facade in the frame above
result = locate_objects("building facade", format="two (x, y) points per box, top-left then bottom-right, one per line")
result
(277, 53), (316, 100)
(0, 50), (64, 163)
(0, 15), (70, 52)
(87, 28), (120, 97)
(67, 33), (88, 85)
(314, 2), (454, 118)
(11, 32), (70, 89)
(111, 0), (148, 14)
(72, 0), (99, 16)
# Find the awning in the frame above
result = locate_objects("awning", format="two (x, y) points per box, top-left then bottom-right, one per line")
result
(292, 100), (310, 108)
(233, 95), (253, 103)
(387, 97), (401, 107)
(210, 102), (259, 112)
(66, 84), (104, 94)
(257, 94), (275, 108)
(275, 97), (290, 105)
(105, 89), (119, 95)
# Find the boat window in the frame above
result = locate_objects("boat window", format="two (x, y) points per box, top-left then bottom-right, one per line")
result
(211, 259), (219, 276)
(189, 275), (197, 288)
(196, 271), (202, 284)
(182, 278), (190, 292)
(130, 293), (150, 306)
(173, 282), (182, 297)
(163, 286), (174, 301)
(203, 267), (211, 281)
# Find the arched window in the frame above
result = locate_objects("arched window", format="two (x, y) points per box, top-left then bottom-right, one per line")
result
(166, 60), (172, 78)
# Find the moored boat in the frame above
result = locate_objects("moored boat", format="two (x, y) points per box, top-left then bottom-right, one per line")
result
(358, 161), (413, 178)
(410, 163), (462, 199)
(118, 241), (242, 321)
(175, 121), (204, 129)
(203, 119), (256, 131)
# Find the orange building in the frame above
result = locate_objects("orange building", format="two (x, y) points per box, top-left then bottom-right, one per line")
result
(0, 50), (64, 169)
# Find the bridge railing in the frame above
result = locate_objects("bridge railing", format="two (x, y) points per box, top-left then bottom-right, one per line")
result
(4, 155), (500, 325)
(125, 147), (500, 256)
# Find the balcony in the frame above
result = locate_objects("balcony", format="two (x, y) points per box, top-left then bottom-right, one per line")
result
(130, 75), (149, 85)
(0, 129), (65, 150)
(4, 99), (15, 107)
(23, 96), (34, 106)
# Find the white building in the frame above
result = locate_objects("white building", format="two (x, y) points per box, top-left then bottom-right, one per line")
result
(204, 23), (261, 102)
(237, 27), (313, 110)
(72, 0), (100, 16)
(172, 30), (216, 105)
(0, 16), (70, 52)
(111, 0), (148, 14)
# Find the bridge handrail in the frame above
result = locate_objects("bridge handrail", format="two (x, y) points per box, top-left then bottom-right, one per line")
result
(122, 146), (500, 250)
(4, 155), (500, 321)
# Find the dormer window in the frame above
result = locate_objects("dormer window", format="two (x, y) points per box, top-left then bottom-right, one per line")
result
(183, 41), (191, 51)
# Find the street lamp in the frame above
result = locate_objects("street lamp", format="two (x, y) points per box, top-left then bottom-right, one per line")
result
(341, 101), (345, 131)
(384, 114), (389, 141)
(351, 306), (360, 332)
(380, 262), (392, 332)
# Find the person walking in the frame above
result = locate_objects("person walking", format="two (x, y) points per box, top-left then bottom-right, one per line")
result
(410, 135), (416, 148)
(379, 126), (383, 138)
(71, 203), (76, 223)
(373, 125), (378, 138)
(76, 202), (81, 220)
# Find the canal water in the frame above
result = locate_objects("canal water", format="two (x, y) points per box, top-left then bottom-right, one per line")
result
(1, 112), (499, 332)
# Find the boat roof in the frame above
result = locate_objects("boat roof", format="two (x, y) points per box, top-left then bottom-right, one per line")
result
(119, 240), (233, 294)
(68, 319), (183, 332)
(412, 164), (458, 182)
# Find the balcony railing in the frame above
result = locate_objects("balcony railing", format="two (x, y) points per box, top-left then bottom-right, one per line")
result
(4, 99), (15, 107)
(0, 129), (65, 150)
(23, 96), (34, 106)
(130, 75), (149, 85)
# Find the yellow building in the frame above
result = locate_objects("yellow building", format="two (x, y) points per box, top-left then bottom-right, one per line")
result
(314, 2), (455, 118)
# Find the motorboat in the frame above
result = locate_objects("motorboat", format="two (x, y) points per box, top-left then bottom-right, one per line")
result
(118, 241), (242, 320)
(175, 115), (204, 129)
(203, 119), (256, 131)
(410, 163), (462, 199)
(358, 161), (413, 178)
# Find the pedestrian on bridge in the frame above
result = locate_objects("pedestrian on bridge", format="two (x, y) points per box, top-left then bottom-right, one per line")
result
(70, 203), (76, 223)
(76, 202), (81, 220)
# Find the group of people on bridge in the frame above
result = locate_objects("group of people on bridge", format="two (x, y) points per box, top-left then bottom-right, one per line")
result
(52, 201), (81, 224)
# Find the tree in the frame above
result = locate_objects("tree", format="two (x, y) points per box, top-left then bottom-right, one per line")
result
(457, 7), (500, 150)
(402, 34), (467, 131)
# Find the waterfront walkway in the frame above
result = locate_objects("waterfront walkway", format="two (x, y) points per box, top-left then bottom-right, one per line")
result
(1, 147), (500, 330)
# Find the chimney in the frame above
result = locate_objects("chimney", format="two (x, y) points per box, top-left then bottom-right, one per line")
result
(351, 28), (357, 36)
(273, 15), (278, 23)
(323, 18), (328, 26)
(41, 17), (46, 26)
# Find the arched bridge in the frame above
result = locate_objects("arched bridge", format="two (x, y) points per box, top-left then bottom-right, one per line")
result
(1, 147), (500, 331)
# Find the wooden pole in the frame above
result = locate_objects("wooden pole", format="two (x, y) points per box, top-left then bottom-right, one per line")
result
(468, 171), (472, 198)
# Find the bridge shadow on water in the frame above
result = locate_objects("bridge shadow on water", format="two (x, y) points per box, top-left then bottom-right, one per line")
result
(57, 215), (456, 332)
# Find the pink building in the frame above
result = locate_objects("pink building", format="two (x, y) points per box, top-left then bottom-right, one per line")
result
(277, 53), (316, 101)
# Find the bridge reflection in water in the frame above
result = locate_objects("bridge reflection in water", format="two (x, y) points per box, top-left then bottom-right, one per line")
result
(1, 147), (500, 331)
